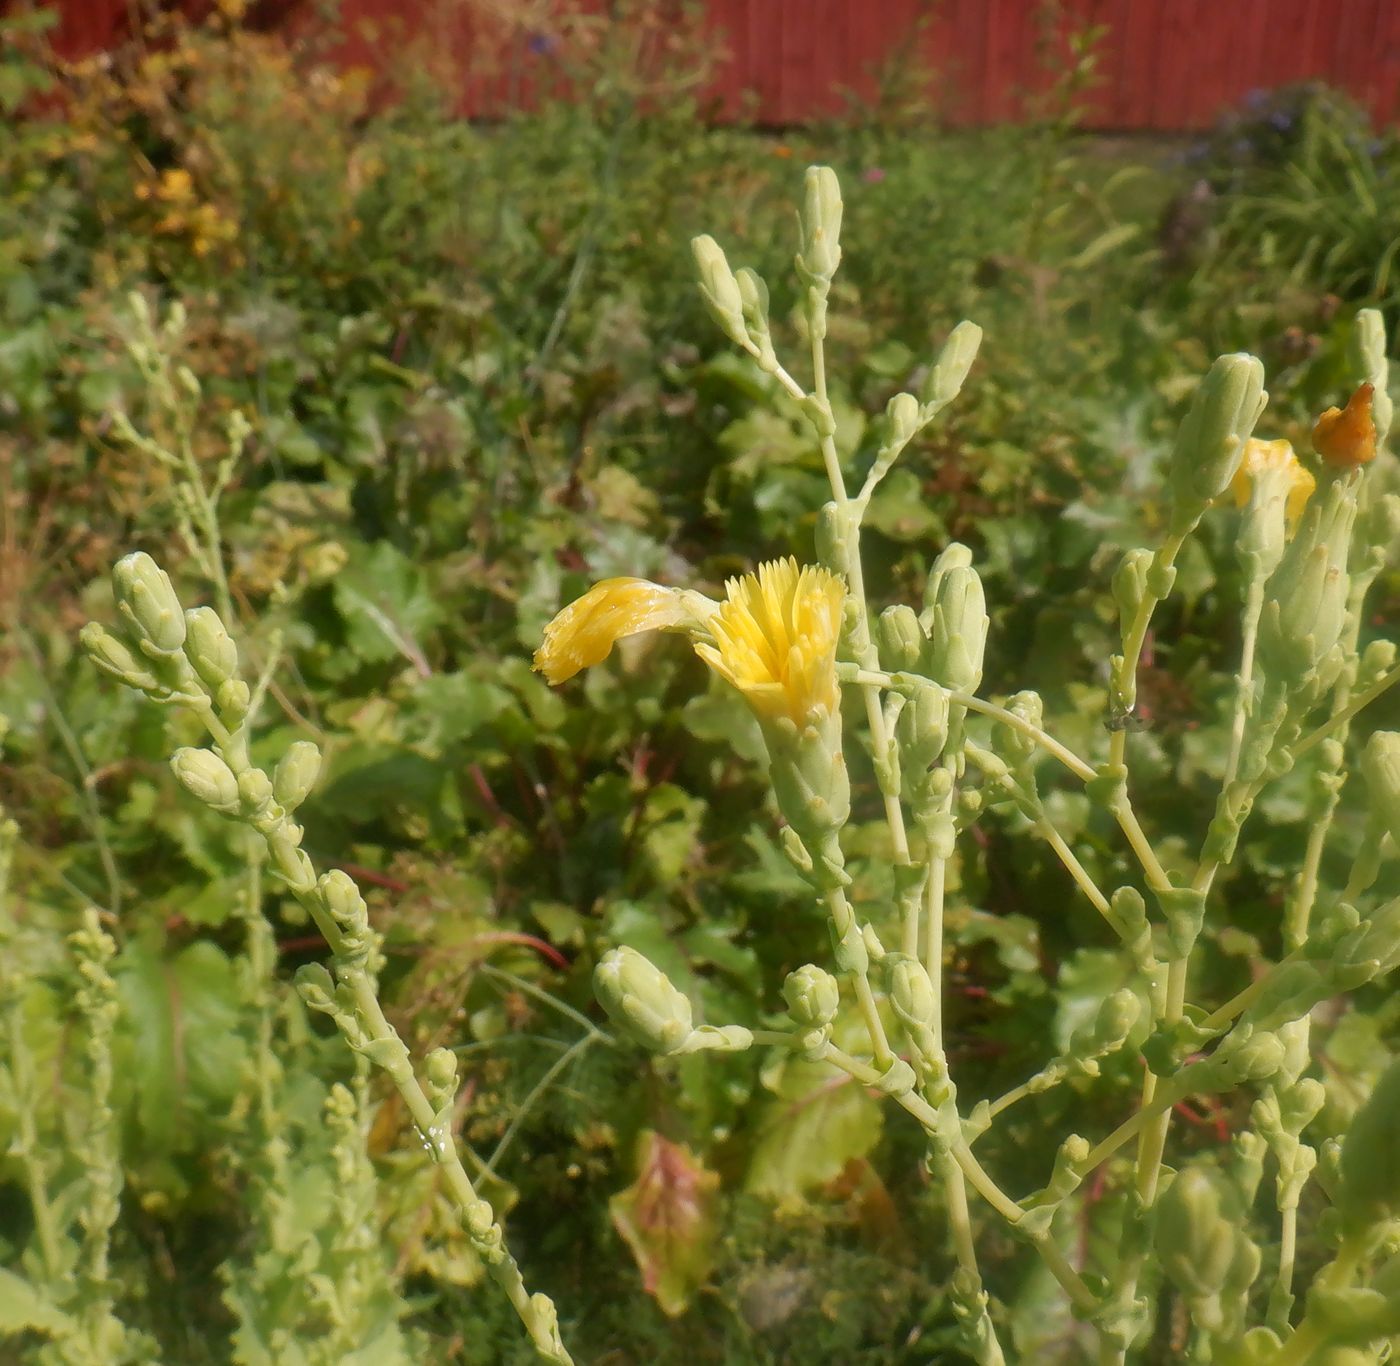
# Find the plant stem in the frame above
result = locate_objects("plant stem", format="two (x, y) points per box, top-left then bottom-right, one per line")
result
(1292, 658), (1400, 759)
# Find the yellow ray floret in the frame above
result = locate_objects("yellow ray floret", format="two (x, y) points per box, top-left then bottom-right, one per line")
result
(1313, 382), (1377, 470)
(693, 558), (845, 727)
(1230, 437), (1316, 531)
(533, 578), (698, 684)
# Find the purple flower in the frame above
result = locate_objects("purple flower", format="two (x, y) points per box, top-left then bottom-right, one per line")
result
(526, 31), (556, 56)
(863, 167), (886, 184)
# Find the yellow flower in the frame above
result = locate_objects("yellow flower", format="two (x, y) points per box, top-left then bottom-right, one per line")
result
(532, 578), (701, 684)
(1230, 437), (1315, 530)
(693, 559), (844, 727)
(534, 559), (846, 728)
(1313, 383), (1378, 469)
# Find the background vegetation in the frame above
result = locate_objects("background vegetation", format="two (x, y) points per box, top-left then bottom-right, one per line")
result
(3, 2), (1399, 1360)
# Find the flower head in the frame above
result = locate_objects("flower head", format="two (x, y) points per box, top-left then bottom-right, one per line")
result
(533, 578), (700, 684)
(692, 559), (844, 727)
(1230, 437), (1315, 530)
(1313, 382), (1378, 469)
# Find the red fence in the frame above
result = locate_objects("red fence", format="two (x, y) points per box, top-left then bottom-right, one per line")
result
(24, 0), (1400, 130)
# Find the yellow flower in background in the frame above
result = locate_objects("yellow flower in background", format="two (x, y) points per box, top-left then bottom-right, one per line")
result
(693, 559), (844, 727)
(1230, 437), (1315, 531)
(533, 578), (703, 684)
(1313, 383), (1378, 470)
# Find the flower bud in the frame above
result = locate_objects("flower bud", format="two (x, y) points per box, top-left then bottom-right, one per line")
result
(113, 552), (187, 654)
(1088, 988), (1140, 1053)
(1169, 353), (1267, 524)
(884, 392), (920, 450)
(424, 1045), (458, 1112)
(1156, 1166), (1259, 1310)
(795, 165), (842, 284)
(318, 869), (369, 933)
(1338, 1057), (1400, 1235)
(183, 606), (238, 689)
(1111, 549), (1153, 624)
(273, 741), (322, 811)
(170, 747), (239, 812)
(920, 321), (982, 411)
(878, 604), (925, 673)
(1362, 732), (1400, 844)
(782, 964), (839, 1028)
(925, 558), (987, 695)
(80, 623), (161, 692)
(236, 769), (273, 812)
(294, 962), (336, 1014)
(594, 946), (693, 1055)
(691, 235), (745, 342)
(1351, 307), (1393, 446)
(888, 955), (936, 1029)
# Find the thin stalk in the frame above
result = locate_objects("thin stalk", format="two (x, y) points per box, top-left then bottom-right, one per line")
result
(1292, 657), (1400, 759)
(1222, 579), (1265, 793)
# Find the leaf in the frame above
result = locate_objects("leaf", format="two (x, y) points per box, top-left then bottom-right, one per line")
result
(332, 541), (443, 667)
(744, 1022), (884, 1206)
(0, 1267), (72, 1337)
(863, 468), (943, 543)
(610, 1130), (721, 1316)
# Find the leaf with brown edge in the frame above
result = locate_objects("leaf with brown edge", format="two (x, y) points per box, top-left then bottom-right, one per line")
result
(609, 1130), (721, 1317)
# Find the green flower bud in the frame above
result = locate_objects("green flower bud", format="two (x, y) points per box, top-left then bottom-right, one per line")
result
(1156, 1165), (1260, 1323)
(594, 946), (693, 1055)
(1358, 639), (1398, 692)
(1169, 353), (1267, 523)
(925, 560), (987, 695)
(814, 501), (849, 576)
(691, 235), (745, 342)
(1089, 988), (1140, 1053)
(1112, 549), (1153, 624)
(795, 165), (842, 285)
(293, 962), (336, 1014)
(183, 606), (238, 689)
(170, 747), (239, 812)
(782, 964), (838, 1028)
(734, 267), (775, 366)
(236, 769), (273, 812)
(318, 869), (369, 934)
(113, 552), (186, 655)
(1362, 732), (1400, 844)
(216, 678), (252, 721)
(80, 623), (161, 692)
(888, 955), (935, 1028)
(1352, 307), (1393, 446)
(1337, 1057), (1400, 1236)
(921, 321), (982, 411)
(273, 741), (322, 812)
(884, 392), (920, 451)
(878, 604), (925, 673)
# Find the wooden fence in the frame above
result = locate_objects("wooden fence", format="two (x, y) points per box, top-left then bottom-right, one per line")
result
(24, 0), (1400, 130)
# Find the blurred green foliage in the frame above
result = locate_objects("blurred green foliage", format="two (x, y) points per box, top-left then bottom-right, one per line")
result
(3, 2), (1399, 1360)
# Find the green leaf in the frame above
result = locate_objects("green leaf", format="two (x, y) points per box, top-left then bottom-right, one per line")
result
(745, 1020), (884, 1206)
(863, 468), (942, 543)
(610, 1130), (721, 1316)
(0, 1267), (72, 1337)
(332, 542), (443, 667)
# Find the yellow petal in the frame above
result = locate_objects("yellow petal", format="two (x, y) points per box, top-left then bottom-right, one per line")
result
(1314, 383), (1378, 470)
(534, 579), (694, 684)
(692, 559), (844, 726)
(1230, 437), (1316, 532)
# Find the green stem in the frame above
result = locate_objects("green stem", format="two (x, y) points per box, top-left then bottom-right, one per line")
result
(1292, 658), (1400, 760)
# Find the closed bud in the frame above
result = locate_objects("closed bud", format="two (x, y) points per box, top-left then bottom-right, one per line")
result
(1112, 549), (1153, 624)
(594, 946), (693, 1055)
(183, 606), (238, 688)
(1362, 732), (1400, 844)
(236, 769), (273, 811)
(735, 267), (769, 326)
(80, 623), (160, 692)
(293, 962), (336, 1013)
(318, 869), (369, 933)
(1169, 353), (1267, 523)
(1089, 988), (1140, 1053)
(925, 559), (987, 694)
(424, 1045), (458, 1107)
(884, 392), (920, 449)
(691, 235), (745, 341)
(795, 165), (843, 284)
(1338, 1057), (1400, 1235)
(888, 956), (936, 1030)
(274, 741), (322, 811)
(113, 552), (187, 654)
(1157, 1166), (1249, 1301)
(878, 604), (925, 672)
(216, 678), (251, 720)
(170, 747), (239, 812)
(920, 321), (982, 411)
(782, 964), (839, 1028)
